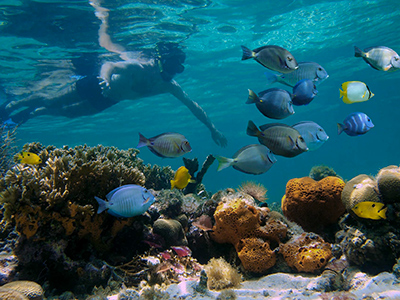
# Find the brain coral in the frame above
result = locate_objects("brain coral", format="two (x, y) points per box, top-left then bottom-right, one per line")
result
(282, 176), (345, 233)
(0, 288), (29, 300)
(1, 280), (43, 300)
(279, 232), (332, 273)
(376, 165), (400, 203)
(341, 174), (382, 213)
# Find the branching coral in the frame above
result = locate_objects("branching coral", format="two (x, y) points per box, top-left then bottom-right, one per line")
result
(0, 124), (17, 177)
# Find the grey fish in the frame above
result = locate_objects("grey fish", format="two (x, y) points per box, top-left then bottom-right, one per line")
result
(216, 144), (277, 175)
(265, 61), (329, 87)
(246, 88), (294, 119)
(95, 184), (155, 218)
(355, 46), (400, 72)
(246, 121), (308, 157)
(137, 132), (192, 158)
(292, 121), (329, 151)
(241, 45), (298, 73)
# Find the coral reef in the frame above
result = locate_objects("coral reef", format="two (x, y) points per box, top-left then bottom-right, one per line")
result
(210, 194), (288, 273)
(309, 165), (341, 181)
(334, 165), (400, 274)
(282, 176), (346, 233)
(236, 181), (267, 203)
(0, 124), (17, 177)
(0, 143), (171, 295)
(0, 280), (43, 300)
(203, 257), (241, 290)
(279, 232), (332, 273)
(0, 287), (28, 300)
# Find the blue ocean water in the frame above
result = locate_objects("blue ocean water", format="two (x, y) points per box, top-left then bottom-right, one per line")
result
(0, 0), (399, 203)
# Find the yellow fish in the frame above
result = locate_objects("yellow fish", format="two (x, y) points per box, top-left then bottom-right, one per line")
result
(351, 201), (387, 220)
(16, 152), (42, 165)
(339, 81), (374, 104)
(170, 166), (194, 190)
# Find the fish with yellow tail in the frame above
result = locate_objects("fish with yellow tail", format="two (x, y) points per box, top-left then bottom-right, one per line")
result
(16, 152), (42, 165)
(170, 166), (195, 189)
(339, 81), (374, 104)
(351, 201), (387, 220)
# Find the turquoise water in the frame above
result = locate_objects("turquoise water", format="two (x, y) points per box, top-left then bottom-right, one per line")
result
(0, 0), (399, 203)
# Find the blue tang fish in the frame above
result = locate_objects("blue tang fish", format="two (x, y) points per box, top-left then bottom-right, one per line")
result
(95, 184), (155, 218)
(337, 112), (374, 136)
(246, 88), (294, 119)
(292, 121), (329, 151)
(292, 79), (318, 106)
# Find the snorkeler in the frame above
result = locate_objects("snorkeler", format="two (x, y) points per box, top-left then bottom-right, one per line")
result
(0, 1), (227, 147)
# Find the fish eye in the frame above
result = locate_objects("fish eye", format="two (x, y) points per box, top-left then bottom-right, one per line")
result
(287, 56), (293, 61)
(372, 203), (375, 207)
(318, 67), (322, 71)
(299, 136), (304, 142)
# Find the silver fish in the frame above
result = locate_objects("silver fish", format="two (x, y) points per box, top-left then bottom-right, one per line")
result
(292, 121), (329, 151)
(95, 184), (155, 218)
(216, 144), (277, 175)
(355, 46), (400, 72)
(137, 132), (192, 158)
(246, 88), (294, 119)
(241, 45), (298, 73)
(265, 61), (329, 87)
(246, 121), (308, 157)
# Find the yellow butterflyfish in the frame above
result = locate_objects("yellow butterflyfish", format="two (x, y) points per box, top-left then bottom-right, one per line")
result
(339, 81), (374, 104)
(351, 201), (387, 220)
(170, 166), (194, 190)
(16, 152), (42, 165)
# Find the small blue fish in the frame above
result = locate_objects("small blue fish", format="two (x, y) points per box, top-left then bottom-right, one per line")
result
(1, 118), (17, 130)
(292, 121), (329, 151)
(292, 79), (318, 106)
(95, 184), (155, 218)
(337, 112), (374, 136)
(246, 88), (294, 119)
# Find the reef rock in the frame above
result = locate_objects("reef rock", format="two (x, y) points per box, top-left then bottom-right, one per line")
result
(282, 176), (345, 233)
(153, 218), (188, 247)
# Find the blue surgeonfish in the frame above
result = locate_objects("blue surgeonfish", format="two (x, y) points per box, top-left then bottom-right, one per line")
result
(246, 121), (308, 158)
(265, 61), (329, 87)
(292, 121), (329, 151)
(246, 88), (294, 119)
(95, 184), (155, 218)
(292, 79), (318, 106)
(137, 132), (192, 158)
(337, 112), (374, 136)
(340, 81), (374, 104)
(354, 46), (400, 72)
(216, 144), (277, 175)
(241, 45), (298, 73)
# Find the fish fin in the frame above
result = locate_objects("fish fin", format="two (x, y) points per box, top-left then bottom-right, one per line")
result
(148, 146), (168, 158)
(264, 72), (279, 85)
(137, 133), (149, 148)
(383, 65), (391, 71)
(378, 207), (387, 219)
(215, 156), (234, 171)
(241, 45), (254, 60)
(259, 123), (290, 131)
(170, 179), (175, 190)
(354, 46), (364, 57)
(337, 123), (345, 135)
(246, 89), (260, 104)
(189, 179), (196, 183)
(246, 120), (261, 137)
(95, 196), (108, 214)
(342, 96), (353, 104)
(287, 136), (296, 149)
(339, 88), (344, 98)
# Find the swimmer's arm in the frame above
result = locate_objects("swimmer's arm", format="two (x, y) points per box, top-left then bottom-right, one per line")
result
(167, 80), (227, 147)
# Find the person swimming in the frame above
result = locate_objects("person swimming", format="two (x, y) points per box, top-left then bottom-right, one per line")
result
(0, 1), (227, 147)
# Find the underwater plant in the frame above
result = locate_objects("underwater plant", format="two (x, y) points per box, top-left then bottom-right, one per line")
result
(237, 180), (268, 203)
(309, 165), (341, 181)
(204, 257), (242, 290)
